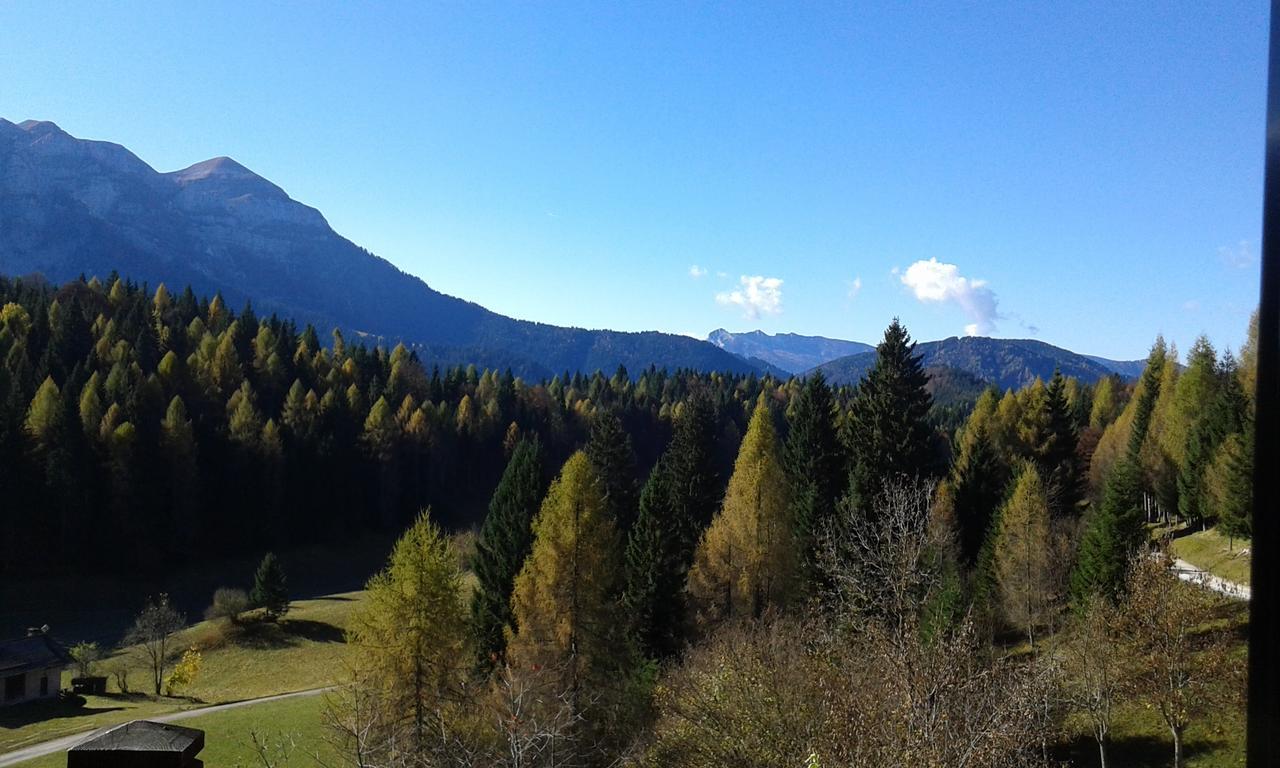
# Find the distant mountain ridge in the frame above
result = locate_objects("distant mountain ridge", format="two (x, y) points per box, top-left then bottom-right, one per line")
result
(813, 336), (1141, 391)
(707, 329), (874, 374)
(0, 118), (759, 379)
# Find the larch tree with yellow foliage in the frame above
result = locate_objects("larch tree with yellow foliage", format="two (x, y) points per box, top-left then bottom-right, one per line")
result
(346, 510), (470, 760)
(689, 396), (796, 627)
(994, 465), (1055, 649)
(507, 450), (622, 720)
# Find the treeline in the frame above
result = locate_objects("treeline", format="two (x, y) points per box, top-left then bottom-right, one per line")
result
(338, 312), (1252, 767)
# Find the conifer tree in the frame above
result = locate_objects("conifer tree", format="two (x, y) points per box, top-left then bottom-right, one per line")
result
(250, 552), (290, 620)
(1071, 458), (1145, 602)
(994, 465), (1054, 647)
(584, 410), (640, 531)
(664, 390), (721, 559)
(161, 396), (199, 544)
(1035, 370), (1082, 517)
(783, 371), (843, 584)
(623, 454), (687, 659)
(507, 451), (622, 722)
(347, 510), (469, 757)
(949, 421), (1009, 566)
(689, 396), (796, 626)
(841, 319), (935, 516)
(470, 436), (546, 666)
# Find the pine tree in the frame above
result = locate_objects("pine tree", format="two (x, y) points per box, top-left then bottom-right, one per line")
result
(584, 410), (640, 531)
(1208, 426), (1253, 546)
(841, 319), (935, 516)
(470, 436), (546, 666)
(1071, 458), (1146, 602)
(689, 396), (796, 626)
(784, 371), (843, 585)
(160, 396), (199, 545)
(507, 451), (622, 721)
(250, 552), (290, 620)
(994, 465), (1054, 647)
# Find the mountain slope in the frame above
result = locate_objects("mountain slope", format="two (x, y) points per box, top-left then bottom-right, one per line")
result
(814, 336), (1137, 390)
(0, 118), (759, 378)
(707, 329), (874, 374)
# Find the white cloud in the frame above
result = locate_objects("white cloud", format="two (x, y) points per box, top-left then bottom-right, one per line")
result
(847, 276), (863, 299)
(900, 257), (999, 336)
(1182, 299), (1201, 312)
(1219, 240), (1258, 269)
(689, 265), (708, 278)
(716, 275), (783, 319)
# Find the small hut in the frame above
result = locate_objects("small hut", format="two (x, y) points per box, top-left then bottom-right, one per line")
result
(67, 720), (205, 768)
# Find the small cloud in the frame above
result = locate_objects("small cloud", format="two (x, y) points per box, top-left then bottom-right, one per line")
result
(847, 276), (863, 300)
(716, 275), (783, 319)
(716, 271), (728, 278)
(1182, 299), (1201, 312)
(899, 257), (999, 336)
(1219, 240), (1258, 269)
(689, 265), (708, 279)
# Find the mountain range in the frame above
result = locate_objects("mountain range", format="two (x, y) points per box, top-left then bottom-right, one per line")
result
(0, 118), (756, 379)
(1, 118), (1145, 386)
(812, 335), (1140, 391)
(706, 329), (874, 374)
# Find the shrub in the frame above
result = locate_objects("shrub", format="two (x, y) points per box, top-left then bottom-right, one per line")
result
(205, 587), (251, 626)
(69, 641), (101, 678)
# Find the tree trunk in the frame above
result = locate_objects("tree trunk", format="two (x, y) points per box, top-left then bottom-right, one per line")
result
(1172, 724), (1184, 768)
(1097, 735), (1108, 768)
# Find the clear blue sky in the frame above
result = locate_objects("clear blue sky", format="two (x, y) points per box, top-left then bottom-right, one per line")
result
(0, 1), (1268, 360)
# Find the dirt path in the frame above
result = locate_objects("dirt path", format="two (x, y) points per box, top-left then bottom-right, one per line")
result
(1171, 558), (1251, 600)
(0, 687), (332, 768)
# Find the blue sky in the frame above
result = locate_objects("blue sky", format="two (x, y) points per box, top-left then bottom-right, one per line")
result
(0, 2), (1267, 360)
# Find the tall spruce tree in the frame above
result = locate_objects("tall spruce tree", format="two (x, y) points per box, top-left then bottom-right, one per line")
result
(250, 552), (290, 620)
(663, 390), (721, 561)
(1035, 370), (1082, 518)
(783, 371), (843, 585)
(622, 456), (685, 658)
(584, 410), (640, 531)
(949, 421), (1009, 566)
(841, 319), (935, 515)
(1071, 457), (1146, 601)
(470, 436), (546, 666)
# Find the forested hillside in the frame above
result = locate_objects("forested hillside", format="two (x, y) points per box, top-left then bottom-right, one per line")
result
(0, 118), (760, 378)
(815, 335), (1141, 390)
(0, 272), (1255, 766)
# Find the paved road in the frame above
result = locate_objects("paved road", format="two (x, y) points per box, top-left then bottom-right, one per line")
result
(1171, 558), (1251, 600)
(0, 687), (332, 768)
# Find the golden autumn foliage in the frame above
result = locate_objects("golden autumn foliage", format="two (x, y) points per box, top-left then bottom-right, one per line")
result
(688, 396), (795, 627)
(507, 451), (621, 683)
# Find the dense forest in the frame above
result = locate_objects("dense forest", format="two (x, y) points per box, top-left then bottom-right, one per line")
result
(0, 273), (1257, 767)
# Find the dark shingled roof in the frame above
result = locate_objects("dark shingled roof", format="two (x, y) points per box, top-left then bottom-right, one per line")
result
(0, 634), (71, 676)
(70, 721), (205, 755)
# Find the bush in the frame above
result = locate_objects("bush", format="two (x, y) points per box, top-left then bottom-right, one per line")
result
(69, 641), (101, 678)
(205, 587), (251, 626)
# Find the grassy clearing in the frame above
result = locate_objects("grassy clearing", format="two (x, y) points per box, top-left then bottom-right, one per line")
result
(1053, 591), (1249, 768)
(0, 591), (364, 755)
(1170, 528), (1252, 586)
(10, 692), (336, 768)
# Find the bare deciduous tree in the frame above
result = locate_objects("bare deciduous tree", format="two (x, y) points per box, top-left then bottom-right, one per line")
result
(1120, 550), (1242, 768)
(124, 593), (185, 697)
(1058, 597), (1125, 768)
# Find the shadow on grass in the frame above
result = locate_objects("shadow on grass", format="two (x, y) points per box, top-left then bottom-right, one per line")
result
(0, 699), (126, 729)
(1054, 732), (1230, 768)
(227, 618), (344, 649)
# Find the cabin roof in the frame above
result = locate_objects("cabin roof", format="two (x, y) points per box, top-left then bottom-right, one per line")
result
(70, 721), (205, 755)
(0, 634), (71, 676)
